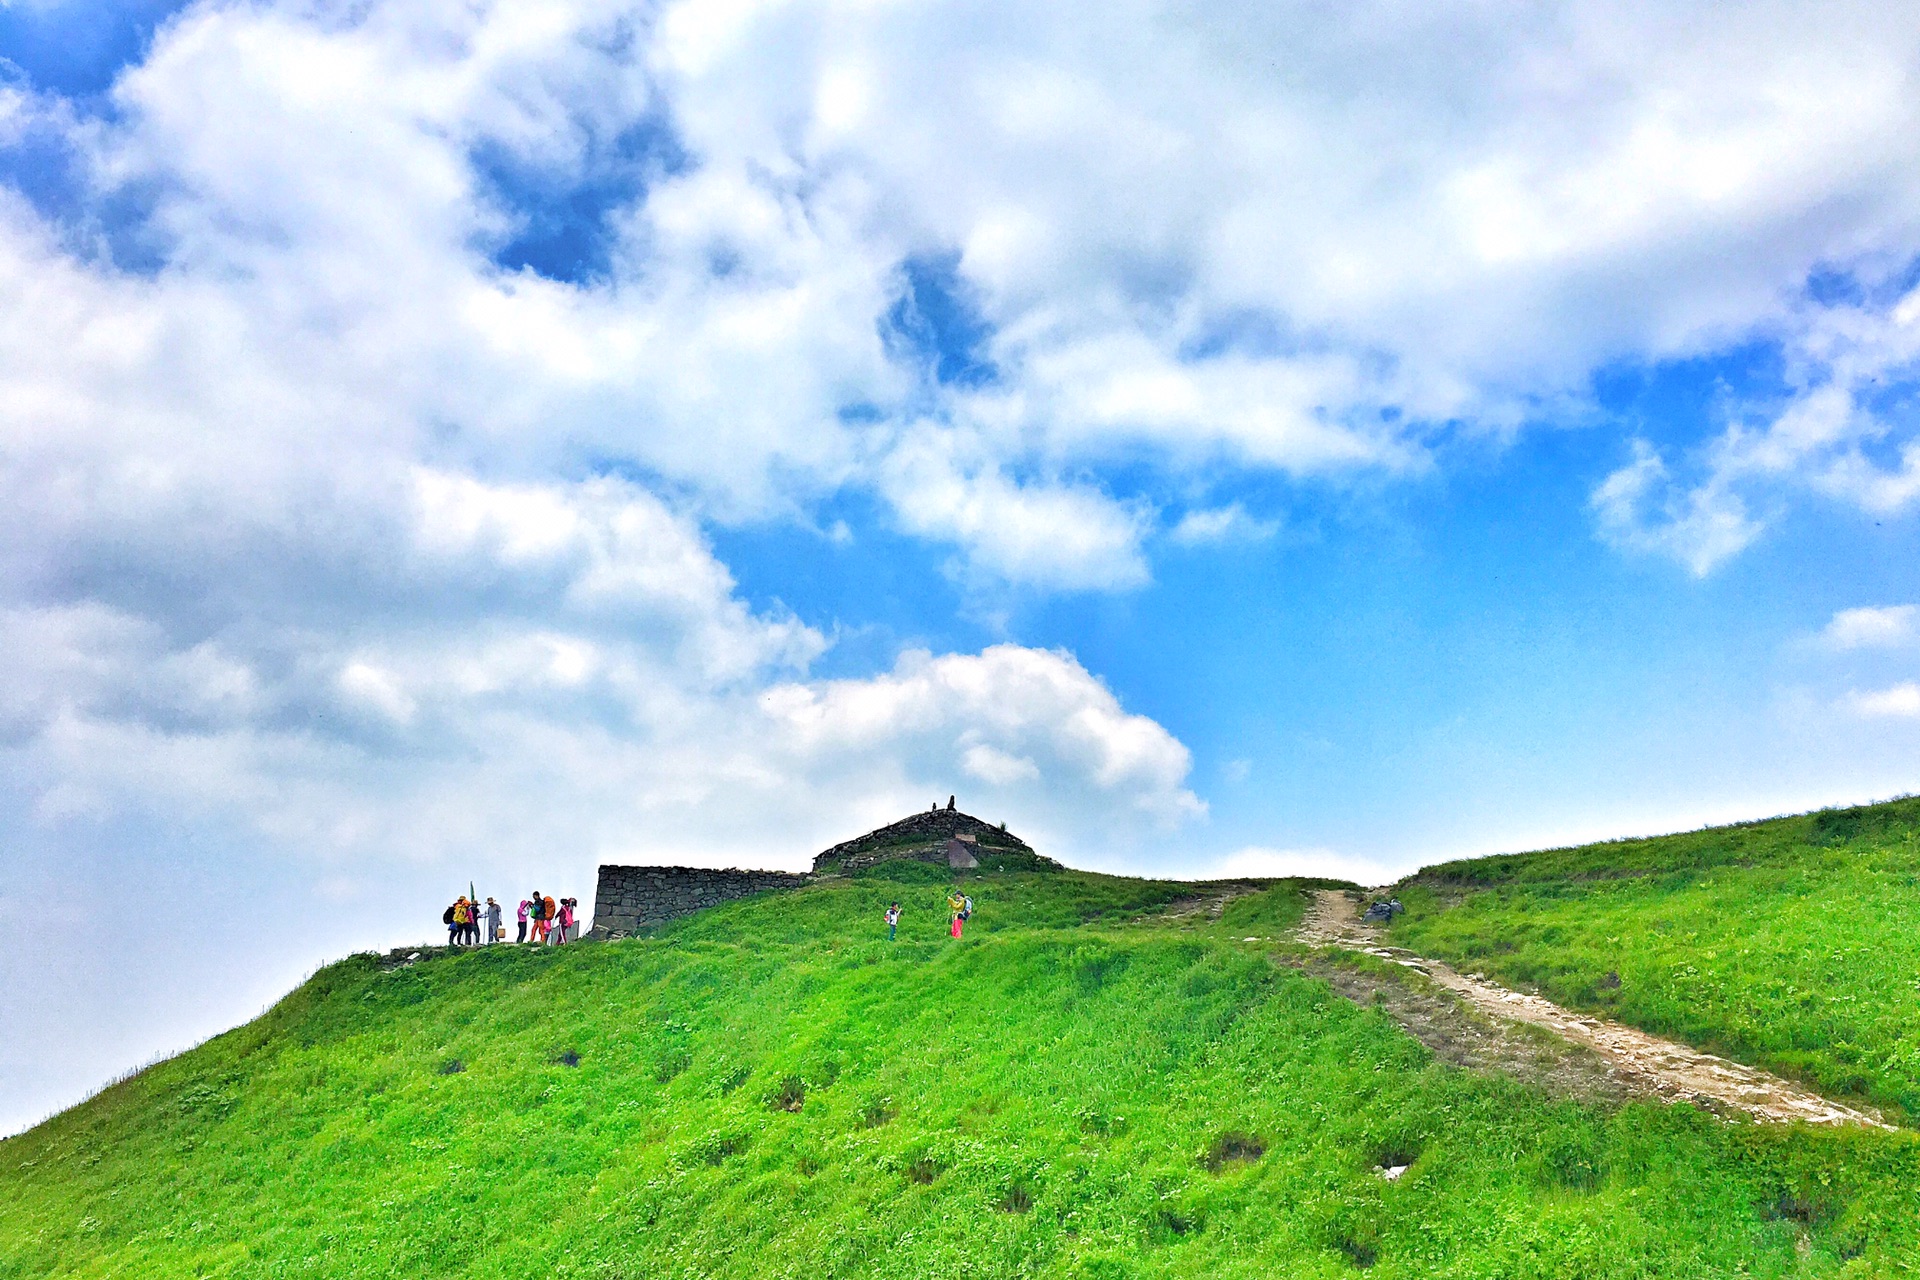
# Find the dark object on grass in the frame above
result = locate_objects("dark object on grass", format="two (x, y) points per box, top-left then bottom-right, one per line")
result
(554, 1050), (580, 1067)
(1158, 1209), (1199, 1237)
(1600, 970), (1622, 990)
(697, 1135), (741, 1166)
(1337, 1237), (1378, 1269)
(438, 1059), (465, 1075)
(768, 1075), (806, 1113)
(1362, 899), (1404, 922)
(1202, 1131), (1265, 1171)
(1770, 1193), (1837, 1227)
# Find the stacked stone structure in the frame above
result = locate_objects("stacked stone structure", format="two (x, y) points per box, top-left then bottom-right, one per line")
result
(588, 866), (809, 939)
(810, 804), (1047, 873)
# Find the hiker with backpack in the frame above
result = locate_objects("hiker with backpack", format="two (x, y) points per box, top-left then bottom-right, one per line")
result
(541, 893), (558, 943)
(530, 890), (547, 943)
(948, 891), (964, 939)
(885, 901), (900, 941)
(443, 901), (459, 946)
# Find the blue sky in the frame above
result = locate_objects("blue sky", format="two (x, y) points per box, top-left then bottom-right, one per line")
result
(4, 0), (1920, 1134)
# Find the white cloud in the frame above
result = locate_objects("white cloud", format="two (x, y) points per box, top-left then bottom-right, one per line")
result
(878, 430), (1152, 590)
(1590, 440), (1761, 576)
(338, 662), (417, 725)
(762, 644), (1203, 834)
(1847, 683), (1920, 718)
(0, 468), (1200, 873)
(1821, 604), (1918, 651)
(1589, 282), (1920, 572)
(1213, 844), (1411, 888)
(1169, 504), (1280, 547)
(962, 743), (1041, 785)
(6, 0), (1920, 591)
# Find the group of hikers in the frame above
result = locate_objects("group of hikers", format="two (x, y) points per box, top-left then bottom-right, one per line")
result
(446, 886), (972, 947)
(442, 892), (578, 946)
(881, 892), (973, 941)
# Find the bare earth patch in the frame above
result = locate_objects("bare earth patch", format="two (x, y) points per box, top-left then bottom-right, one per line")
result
(1297, 890), (1892, 1129)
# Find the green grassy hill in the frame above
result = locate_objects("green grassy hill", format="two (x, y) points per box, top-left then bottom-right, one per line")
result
(1390, 796), (1920, 1124)
(4, 853), (1920, 1277)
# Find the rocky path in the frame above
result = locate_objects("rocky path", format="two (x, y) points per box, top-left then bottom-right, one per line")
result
(1299, 890), (1892, 1129)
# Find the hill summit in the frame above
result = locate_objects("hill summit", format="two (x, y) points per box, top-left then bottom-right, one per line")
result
(811, 799), (1060, 873)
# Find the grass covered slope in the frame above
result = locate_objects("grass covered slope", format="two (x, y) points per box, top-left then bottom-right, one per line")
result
(1390, 797), (1920, 1122)
(4, 870), (1918, 1278)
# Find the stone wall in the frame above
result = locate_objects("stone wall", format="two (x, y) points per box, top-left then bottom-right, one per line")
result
(589, 865), (810, 938)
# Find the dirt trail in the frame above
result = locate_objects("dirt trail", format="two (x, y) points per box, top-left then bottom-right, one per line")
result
(1299, 890), (1892, 1129)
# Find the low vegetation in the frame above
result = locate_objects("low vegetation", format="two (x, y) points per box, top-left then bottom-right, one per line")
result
(1390, 796), (1920, 1122)
(3, 852), (1919, 1276)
